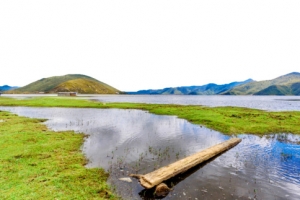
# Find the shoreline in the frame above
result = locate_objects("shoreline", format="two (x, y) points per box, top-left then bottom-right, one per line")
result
(0, 96), (300, 135)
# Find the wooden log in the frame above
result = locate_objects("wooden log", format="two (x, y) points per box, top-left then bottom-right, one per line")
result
(154, 183), (171, 197)
(131, 138), (242, 189)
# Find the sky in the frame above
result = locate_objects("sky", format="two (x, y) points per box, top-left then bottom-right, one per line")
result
(1, 0), (300, 91)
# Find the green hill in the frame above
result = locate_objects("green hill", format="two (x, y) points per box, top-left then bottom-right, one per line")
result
(7, 74), (120, 94)
(50, 78), (119, 94)
(254, 85), (292, 95)
(254, 82), (300, 95)
(223, 72), (300, 95)
(127, 79), (253, 95)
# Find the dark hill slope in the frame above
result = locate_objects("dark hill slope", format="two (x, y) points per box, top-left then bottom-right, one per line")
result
(254, 82), (300, 95)
(7, 74), (120, 94)
(291, 82), (300, 95)
(223, 72), (300, 95)
(254, 85), (292, 95)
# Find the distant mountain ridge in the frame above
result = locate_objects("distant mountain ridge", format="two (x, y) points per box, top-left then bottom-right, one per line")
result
(127, 79), (253, 95)
(0, 85), (18, 92)
(4, 72), (300, 96)
(6, 74), (120, 94)
(223, 72), (300, 95)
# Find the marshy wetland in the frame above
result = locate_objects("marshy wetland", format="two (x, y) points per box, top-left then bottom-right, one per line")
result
(1, 101), (300, 199)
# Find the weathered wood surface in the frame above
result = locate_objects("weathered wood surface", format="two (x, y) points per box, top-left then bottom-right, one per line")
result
(132, 138), (242, 189)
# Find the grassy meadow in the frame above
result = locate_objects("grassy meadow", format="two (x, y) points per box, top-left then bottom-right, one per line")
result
(0, 110), (116, 200)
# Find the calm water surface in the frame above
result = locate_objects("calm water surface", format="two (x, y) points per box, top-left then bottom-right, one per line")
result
(0, 106), (299, 200)
(83, 95), (300, 111)
(3, 94), (300, 111)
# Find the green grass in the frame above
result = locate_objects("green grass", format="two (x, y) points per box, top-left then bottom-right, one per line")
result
(1, 96), (300, 135)
(0, 110), (116, 200)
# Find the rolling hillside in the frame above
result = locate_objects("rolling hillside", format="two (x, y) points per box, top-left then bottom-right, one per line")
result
(6, 74), (120, 94)
(223, 72), (300, 95)
(127, 79), (253, 95)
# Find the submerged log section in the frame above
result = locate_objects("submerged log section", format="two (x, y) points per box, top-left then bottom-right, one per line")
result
(132, 138), (242, 189)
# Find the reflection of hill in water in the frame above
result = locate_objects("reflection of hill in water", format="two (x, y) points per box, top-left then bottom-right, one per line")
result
(276, 99), (300, 101)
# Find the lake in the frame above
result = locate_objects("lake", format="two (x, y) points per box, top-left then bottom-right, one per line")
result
(0, 105), (299, 200)
(3, 94), (300, 111)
